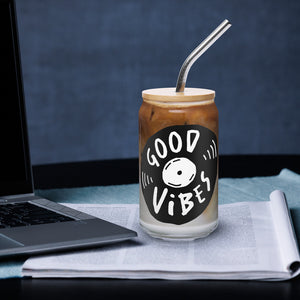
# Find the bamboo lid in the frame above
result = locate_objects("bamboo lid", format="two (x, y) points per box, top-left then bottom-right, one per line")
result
(142, 87), (215, 102)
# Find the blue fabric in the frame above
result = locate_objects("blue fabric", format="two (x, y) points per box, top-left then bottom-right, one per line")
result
(16, 0), (300, 164)
(1, 169), (300, 279)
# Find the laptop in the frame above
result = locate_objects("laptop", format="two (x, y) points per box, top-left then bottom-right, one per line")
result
(0, 0), (137, 258)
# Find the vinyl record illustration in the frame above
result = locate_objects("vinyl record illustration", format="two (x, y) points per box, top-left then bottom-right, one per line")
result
(141, 125), (218, 225)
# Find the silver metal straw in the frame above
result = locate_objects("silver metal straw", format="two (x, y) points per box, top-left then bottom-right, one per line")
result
(175, 19), (231, 93)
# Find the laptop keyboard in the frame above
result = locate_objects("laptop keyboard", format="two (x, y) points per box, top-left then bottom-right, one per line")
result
(0, 202), (74, 228)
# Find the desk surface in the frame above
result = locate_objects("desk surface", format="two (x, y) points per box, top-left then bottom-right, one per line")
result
(2, 155), (300, 300)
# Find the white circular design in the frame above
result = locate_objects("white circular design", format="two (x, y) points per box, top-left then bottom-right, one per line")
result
(162, 157), (196, 188)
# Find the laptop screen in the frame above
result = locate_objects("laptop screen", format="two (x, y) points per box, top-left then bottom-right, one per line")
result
(0, 0), (33, 196)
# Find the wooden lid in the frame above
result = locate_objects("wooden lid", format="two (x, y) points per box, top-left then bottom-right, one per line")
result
(142, 87), (215, 102)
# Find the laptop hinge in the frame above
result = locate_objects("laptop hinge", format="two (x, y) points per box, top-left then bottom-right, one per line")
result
(0, 193), (35, 201)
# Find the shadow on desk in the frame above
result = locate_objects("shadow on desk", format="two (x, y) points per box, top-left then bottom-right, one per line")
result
(0, 274), (299, 300)
(18, 278), (299, 300)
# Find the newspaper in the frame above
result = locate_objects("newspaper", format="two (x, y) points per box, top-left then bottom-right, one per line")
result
(22, 190), (300, 280)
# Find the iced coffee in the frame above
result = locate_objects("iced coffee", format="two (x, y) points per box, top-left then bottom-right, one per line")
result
(139, 87), (218, 239)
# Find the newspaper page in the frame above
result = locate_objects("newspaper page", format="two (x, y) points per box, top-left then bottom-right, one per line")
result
(22, 192), (300, 280)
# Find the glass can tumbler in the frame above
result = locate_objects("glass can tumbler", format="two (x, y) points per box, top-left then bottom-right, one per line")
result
(139, 88), (219, 239)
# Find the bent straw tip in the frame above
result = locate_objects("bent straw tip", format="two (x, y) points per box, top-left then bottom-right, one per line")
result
(223, 19), (231, 25)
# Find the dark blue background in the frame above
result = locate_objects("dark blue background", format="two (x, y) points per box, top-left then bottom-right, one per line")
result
(15, 0), (300, 164)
